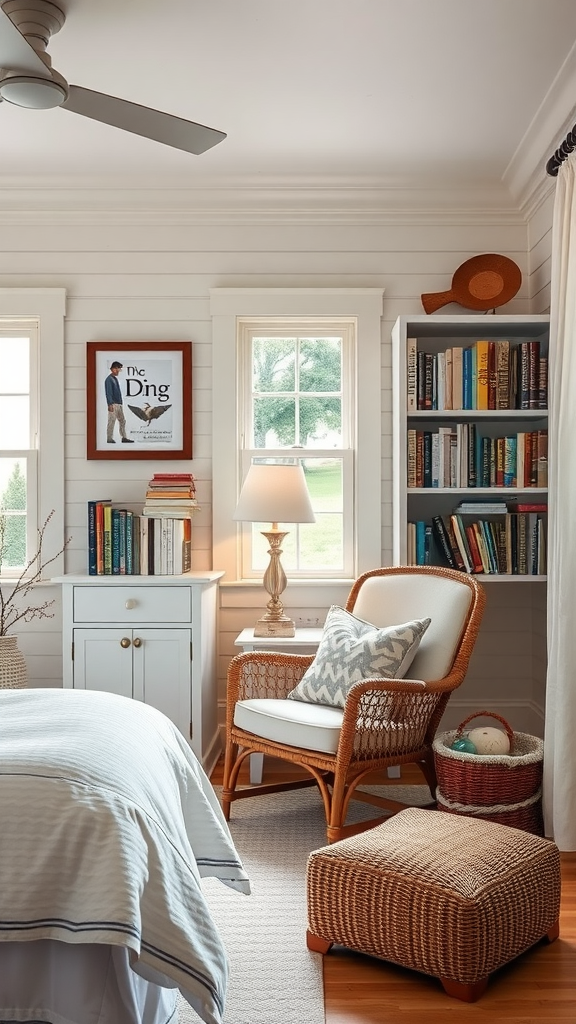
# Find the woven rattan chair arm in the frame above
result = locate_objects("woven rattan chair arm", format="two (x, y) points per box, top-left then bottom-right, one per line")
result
(341, 677), (426, 724)
(226, 650), (315, 706)
(336, 678), (441, 763)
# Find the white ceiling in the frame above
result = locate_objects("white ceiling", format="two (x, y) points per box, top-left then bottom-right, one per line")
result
(2, 0), (576, 197)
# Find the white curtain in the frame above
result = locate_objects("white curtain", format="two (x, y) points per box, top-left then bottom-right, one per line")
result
(544, 151), (576, 850)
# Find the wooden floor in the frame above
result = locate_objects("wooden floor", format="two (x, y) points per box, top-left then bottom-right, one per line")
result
(211, 757), (576, 1024)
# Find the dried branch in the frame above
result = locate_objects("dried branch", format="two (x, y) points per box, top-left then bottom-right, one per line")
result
(0, 510), (71, 636)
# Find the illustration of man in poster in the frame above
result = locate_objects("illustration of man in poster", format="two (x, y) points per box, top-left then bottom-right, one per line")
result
(105, 361), (134, 444)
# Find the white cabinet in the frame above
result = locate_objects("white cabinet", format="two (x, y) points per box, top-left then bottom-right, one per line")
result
(54, 572), (224, 771)
(392, 314), (549, 579)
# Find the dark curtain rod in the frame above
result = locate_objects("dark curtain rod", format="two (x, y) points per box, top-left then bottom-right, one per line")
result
(546, 124), (576, 176)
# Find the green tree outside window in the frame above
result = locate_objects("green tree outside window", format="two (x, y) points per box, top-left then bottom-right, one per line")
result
(0, 463), (26, 568)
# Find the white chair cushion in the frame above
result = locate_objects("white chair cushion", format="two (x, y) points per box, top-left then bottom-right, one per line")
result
(352, 574), (472, 680)
(234, 698), (344, 754)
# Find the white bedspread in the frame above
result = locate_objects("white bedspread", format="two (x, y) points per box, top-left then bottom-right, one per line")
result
(0, 687), (250, 1024)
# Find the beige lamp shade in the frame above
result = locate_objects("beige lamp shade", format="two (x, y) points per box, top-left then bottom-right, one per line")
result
(233, 464), (316, 525)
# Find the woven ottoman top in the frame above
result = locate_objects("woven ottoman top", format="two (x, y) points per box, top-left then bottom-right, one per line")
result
(311, 806), (558, 899)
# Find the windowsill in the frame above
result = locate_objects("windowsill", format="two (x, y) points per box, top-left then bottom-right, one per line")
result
(0, 577), (55, 588)
(219, 578), (355, 588)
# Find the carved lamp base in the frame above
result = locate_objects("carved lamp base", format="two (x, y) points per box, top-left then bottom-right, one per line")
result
(253, 616), (296, 638)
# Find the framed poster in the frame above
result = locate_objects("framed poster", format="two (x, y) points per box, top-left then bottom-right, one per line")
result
(86, 341), (192, 460)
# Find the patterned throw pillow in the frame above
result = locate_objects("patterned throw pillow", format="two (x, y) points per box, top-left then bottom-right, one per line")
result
(287, 605), (431, 708)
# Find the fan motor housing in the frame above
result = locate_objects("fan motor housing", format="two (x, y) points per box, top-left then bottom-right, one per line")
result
(1, 0), (64, 51)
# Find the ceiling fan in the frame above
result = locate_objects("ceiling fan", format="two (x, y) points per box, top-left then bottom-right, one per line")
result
(0, 0), (226, 154)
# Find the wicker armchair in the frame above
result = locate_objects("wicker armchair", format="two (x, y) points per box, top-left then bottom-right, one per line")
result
(222, 566), (486, 843)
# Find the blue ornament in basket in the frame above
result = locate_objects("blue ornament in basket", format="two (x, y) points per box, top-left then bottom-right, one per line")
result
(450, 735), (478, 754)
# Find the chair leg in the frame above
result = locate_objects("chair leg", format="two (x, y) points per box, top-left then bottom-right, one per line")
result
(327, 772), (349, 844)
(306, 930), (333, 954)
(418, 752), (438, 799)
(222, 738), (240, 820)
(440, 976), (488, 1002)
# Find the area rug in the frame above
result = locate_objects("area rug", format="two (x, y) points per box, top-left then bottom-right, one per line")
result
(176, 784), (431, 1024)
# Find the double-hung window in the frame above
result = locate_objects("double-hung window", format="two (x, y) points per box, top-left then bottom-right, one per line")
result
(238, 320), (354, 578)
(0, 322), (38, 571)
(0, 289), (66, 578)
(211, 288), (384, 585)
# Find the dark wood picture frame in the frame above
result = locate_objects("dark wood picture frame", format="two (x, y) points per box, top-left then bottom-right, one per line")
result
(86, 341), (192, 460)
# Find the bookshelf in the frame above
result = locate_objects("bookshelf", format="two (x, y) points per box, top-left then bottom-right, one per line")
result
(392, 314), (550, 581)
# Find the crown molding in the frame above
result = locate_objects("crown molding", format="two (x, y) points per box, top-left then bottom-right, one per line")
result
(504, 40), (576, 214)
(0, 173), (524, 224)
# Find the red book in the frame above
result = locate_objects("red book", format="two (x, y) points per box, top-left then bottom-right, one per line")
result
(465, 524), (484, 574)
(508, 503), (547, 512)
(487, 341), (497, 410)
(150, 475), (194, 482)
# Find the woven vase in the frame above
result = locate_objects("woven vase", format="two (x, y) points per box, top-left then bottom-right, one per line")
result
(0, 635), (28, 689)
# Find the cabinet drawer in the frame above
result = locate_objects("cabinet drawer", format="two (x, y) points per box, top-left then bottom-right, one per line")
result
(73, 586), (191, 623)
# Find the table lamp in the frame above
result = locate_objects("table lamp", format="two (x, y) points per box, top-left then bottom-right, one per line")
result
(233, 463), (316, 637)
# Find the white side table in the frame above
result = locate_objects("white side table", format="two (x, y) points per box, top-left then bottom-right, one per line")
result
(234, 627), (323, 783)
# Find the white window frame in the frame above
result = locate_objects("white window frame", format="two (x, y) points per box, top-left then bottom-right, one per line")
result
(0, 289), (66, 579)
(238, 318), (355, 579)
(211, 288), (383, 584)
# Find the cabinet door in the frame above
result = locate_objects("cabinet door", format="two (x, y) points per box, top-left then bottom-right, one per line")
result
(73, 629), (133, 699)
(132, 628), (192, 739)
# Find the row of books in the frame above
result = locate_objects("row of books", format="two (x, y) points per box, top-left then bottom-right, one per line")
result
(407, 426), (548, 489)
(408, 507), (547, 576)
(407, 338), (548, 412)
(88, 501), (192, 575)
(142, 471), (200, 519)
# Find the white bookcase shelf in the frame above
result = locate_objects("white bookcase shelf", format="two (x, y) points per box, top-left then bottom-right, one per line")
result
(392, 314), (550, 581)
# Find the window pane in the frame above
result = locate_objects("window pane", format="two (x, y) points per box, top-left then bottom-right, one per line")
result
(299, 337), (341, 393)
(249, 458), (344, 573)
(299, 396), (341, 446)
(300, 460), (344, 570)
(303, 460), (342, 511)
(253, 396), (296, 447)
(253, 338), (296, 392)
(298, 514), (343, 571)
(0, 397), (30, 447)
(0, 459), (27, 570)
(0, 337), (29, 393)
(252, 516), (344, 573)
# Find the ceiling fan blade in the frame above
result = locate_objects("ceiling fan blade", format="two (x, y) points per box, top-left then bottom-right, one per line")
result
(62, 84), (226, 155)
(0, 3), (53, 77)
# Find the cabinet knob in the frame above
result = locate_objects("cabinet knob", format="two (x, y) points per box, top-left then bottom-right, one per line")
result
(133, 637), (142, 648)
(120, 637), (131, 649)
(125, 599), (137, 610)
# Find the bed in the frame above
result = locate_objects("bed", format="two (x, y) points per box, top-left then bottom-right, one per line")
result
(0, 686), (250, 1024)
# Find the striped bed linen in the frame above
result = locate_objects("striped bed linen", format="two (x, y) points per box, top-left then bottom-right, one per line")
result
(0, 687), (250, 1024)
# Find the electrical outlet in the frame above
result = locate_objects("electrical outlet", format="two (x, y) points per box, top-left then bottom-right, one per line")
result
(297, 616), (321, 627)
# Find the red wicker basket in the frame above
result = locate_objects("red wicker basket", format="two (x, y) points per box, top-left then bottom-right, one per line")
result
(433, 712), (544, 835)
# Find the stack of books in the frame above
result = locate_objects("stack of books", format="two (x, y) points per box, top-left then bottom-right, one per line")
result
(140, 473), (199, 575)
(142, 473), (199, 518)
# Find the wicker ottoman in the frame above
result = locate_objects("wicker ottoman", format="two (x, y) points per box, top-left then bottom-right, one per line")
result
(306, 806), (561, 1001)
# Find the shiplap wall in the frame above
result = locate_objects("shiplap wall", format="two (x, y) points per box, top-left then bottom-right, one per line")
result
(1, 205), (552, 736)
